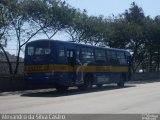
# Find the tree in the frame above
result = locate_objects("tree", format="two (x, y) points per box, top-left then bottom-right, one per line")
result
(124, 2), (145, 24)
(26, 0), (75, 39)
(66, 11), (107, 45)
(106, 18), (129, 48)
(66, 9), (89, 43)
(0, 1), (13, 74)
(1, 0), (48, 75)
(83, 16), (108, 45)
(144, 16), (160, 72)
(123, 2), (145, 72)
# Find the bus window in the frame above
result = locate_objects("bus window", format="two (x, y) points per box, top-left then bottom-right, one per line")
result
(67, 50), (74, 58)
(81, 48), (94, 63)
(95, 50), (106, 64)
(117, 52), (126, 65)
(76, 47), (80, 60)
(44, 48), (51, 54)
(58, 45), (65, 63)
(67, 49), (75, 65)
(27, 46), (51, 56)
(27, 46), (34, 56)
(107, 51), (118, 65)
(35, 48), (51, 55)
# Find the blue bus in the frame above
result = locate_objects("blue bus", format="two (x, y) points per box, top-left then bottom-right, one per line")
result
(24, 39), (132, 91)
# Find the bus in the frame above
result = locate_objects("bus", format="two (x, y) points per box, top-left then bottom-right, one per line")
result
(24, 39), (132, 91)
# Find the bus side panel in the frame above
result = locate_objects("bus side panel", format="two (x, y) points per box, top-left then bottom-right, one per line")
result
(109, 72), (121, 83)
(94, 72), (110, 84)
(95, 72), (122, 84)
(25, 72), (72, 86)
(54, 72), (69, 86)
(25, 72), (56, 85)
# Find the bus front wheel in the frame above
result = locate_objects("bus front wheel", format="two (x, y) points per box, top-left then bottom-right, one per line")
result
(84, 75), (93, 89)
(78, 75), (93, 90)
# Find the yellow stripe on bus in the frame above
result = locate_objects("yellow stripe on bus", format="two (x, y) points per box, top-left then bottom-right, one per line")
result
(24, 64), (128, 73)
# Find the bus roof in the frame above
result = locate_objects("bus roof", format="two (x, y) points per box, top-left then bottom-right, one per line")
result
(27, 39), (129, 53)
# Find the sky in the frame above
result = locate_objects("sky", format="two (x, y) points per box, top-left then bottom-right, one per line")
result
(5, 0), (160, 57)
(65, 0), (160, 18)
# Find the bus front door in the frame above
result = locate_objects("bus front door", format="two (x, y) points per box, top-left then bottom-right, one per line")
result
(67, 49), (76, 84)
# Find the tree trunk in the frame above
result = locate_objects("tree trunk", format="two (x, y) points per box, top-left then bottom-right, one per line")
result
(14, 47), (21, 75)
(157, 49), (160, 72)
(0, 44), (13, 74)
(149, 51), (153, 72)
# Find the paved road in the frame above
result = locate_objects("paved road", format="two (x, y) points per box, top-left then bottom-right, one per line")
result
(0, 80), (160, 114)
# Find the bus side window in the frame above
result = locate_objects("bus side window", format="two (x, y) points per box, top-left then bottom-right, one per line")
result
(76, 47), (81, 63)
(107, 51), (119, 65)
(105, 51), (109, 65)
(117, 52), (126, 65)
(67, 49), (76, 65)
(81, 48), (94, 63)
(58, 45), (65, 63)
(95, 49), (106, 64)
(27, 46), (34, 56)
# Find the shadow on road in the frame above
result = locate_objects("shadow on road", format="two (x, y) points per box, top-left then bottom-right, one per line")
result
(21, 85), (135, 98)
(128, 79), (160, 84)
(1, 79), (160, 96)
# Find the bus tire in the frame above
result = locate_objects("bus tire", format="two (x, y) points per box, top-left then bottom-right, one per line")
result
(78, 75), (93, 90)
(117, 74), (126, 87)
(55, 85), (69, 91)
(84, 75), (93, 89)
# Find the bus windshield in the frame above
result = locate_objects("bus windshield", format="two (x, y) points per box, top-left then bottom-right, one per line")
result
(27, 46), (51, 56)
(25, 41), (52, 65)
